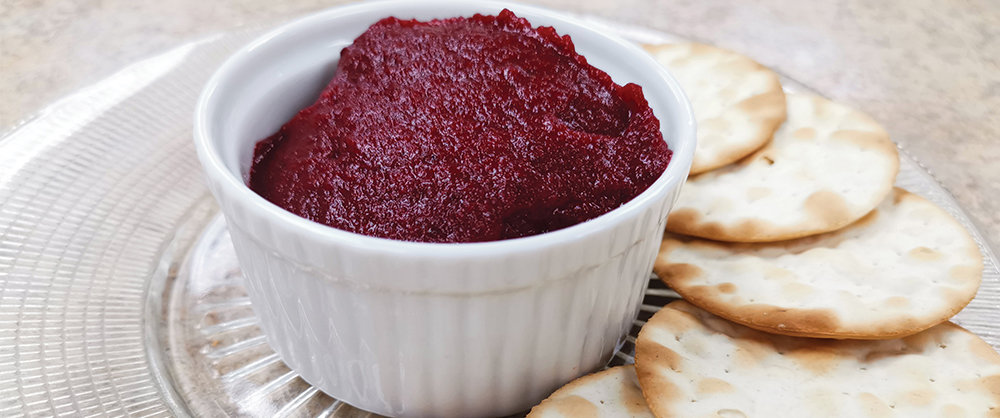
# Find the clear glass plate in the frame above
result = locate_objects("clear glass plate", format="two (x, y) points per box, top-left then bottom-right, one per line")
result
(1, 16), (997, 418)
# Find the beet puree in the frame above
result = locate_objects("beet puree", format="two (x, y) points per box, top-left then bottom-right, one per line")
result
(249, 10), (671, 243)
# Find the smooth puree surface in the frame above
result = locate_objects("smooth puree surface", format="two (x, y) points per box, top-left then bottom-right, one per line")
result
(249, 10), (671, 243)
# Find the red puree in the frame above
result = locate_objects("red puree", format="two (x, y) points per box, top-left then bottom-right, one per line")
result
(249, 10), (671, 243)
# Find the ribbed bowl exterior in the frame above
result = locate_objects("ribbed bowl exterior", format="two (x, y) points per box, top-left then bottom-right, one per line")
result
(209, 175), (680, 417)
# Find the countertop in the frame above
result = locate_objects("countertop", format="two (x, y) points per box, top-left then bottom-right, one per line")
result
(2, 0), (998, 249)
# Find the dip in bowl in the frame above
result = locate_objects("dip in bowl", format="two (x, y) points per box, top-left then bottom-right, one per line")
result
(193, 1), (694, 416)
(248, 9), (673, 244)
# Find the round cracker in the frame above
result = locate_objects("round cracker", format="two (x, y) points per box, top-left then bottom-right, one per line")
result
(667, 93), (899, 242)
(644, 43), (786, 174)
(656, 188), (983, 339)
(527, 366), (654, 418)
(635, 301), (1000, 418)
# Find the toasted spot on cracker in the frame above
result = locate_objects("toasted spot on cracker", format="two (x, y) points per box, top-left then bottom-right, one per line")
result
(885, 296), (910, 309)
(787, 347), (838, 375)
(793, 127), (817, 139)
(908, 246), (942, 260)
(716, 409), (748, 418)
(950, 265), (982, 282)
(857, 392), (894, 417)
(717, 282), (737, 294)
(550, 396), (598, 417)
(746, 186), (772, 201)
(781, 282), (815, 299)
(804, 189), (852, 226)
(697, 377), (735, 395)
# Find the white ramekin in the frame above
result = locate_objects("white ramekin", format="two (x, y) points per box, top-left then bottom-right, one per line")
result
(193, 1), (694, 416)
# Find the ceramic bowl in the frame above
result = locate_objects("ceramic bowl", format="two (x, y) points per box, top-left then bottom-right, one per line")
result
(193, 1), (695, 416)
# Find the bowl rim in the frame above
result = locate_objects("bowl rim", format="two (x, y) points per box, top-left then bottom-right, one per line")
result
(193, 0), (695, 257)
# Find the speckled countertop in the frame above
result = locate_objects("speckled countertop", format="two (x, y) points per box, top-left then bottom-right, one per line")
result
(3, 0), (998, 248)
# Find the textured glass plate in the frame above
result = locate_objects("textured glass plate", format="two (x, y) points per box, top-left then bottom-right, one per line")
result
(1, 16), (997, 418)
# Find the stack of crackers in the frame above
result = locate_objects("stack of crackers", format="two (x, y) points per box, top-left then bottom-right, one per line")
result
(528, 43), (998, 417)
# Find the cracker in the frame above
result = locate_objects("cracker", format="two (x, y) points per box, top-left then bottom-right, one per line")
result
(527, 366), (654, 418)
(644, 43), (786, 174)
(635, 301), (1000, 418)
(656, 188), (983, 339)
(666, 93), (899, 242)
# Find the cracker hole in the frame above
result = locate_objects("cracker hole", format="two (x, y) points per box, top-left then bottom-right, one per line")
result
(939, 344), (947, 349)
(763, 156), (775, 165)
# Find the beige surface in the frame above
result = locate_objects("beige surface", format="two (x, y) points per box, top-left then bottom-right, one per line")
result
(2, 0), (998, 249)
